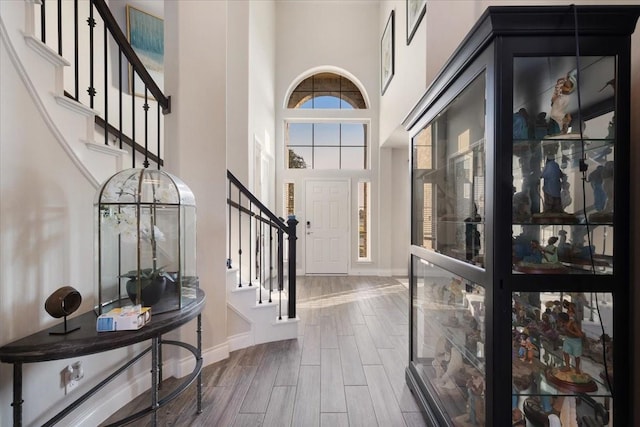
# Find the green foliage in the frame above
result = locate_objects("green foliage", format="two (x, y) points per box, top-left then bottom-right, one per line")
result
(288, 149), (307, 169)
(119, 266), (169, 284)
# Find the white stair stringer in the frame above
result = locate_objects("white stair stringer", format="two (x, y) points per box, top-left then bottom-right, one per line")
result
(226, 268), (298, 349)
(0, 1), (124, 187)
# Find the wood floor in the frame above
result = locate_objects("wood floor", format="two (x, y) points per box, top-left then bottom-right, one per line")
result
(101, 276), (427, 427)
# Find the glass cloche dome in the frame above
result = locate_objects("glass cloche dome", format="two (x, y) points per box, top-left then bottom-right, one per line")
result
(94, 168), (197, 315)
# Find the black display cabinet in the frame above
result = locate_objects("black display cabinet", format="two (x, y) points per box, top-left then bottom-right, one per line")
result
(402, 6), (639, 426)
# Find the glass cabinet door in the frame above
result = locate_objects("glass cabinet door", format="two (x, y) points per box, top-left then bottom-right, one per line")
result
(511, 56), (615, 275)
(511, 291), (613, 425)
(412, 73), (486, 267)
(412, 257), (486, 425)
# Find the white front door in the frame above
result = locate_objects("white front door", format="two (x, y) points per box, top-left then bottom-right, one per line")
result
(304, 179), (349, 274)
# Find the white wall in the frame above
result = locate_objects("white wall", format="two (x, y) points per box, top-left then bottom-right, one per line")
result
(249, 0), (276, 200)
(164, 0), (228, 355)
(227, 0), (251, 184)
(391, 146), (410, 274)
(0, 18), (152, 426)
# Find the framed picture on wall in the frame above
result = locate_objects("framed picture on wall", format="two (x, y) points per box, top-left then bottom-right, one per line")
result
(126, 5), (164, 98)
(406, 0), (426, 45)
(381, 10), (395, 95)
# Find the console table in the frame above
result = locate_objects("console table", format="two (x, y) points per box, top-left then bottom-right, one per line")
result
(0, 289), (205, 426)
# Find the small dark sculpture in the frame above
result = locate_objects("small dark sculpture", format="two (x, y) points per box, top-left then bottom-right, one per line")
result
(45, 286), (82, 335)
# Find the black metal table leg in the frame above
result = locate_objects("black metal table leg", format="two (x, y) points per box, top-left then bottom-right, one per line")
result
(197, 314), (202, 414)
(151, 337), (159, 426)
(11, 362), (23, 426)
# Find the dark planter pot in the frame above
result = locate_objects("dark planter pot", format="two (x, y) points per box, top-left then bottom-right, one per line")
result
(126, 277), (167, 306)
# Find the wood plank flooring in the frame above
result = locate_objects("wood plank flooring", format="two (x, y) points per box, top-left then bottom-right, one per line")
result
(101, 276), (427, 427)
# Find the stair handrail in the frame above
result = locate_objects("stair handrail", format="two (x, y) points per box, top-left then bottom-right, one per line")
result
(92, 0), (170, 114)
(227, 170), (287, 230)
(227, 170), (297, 319)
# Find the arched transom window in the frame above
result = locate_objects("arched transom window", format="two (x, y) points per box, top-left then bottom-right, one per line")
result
(287, 72), (367, 109)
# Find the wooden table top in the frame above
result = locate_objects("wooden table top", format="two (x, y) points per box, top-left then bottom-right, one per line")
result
(0, 289), (205, 364)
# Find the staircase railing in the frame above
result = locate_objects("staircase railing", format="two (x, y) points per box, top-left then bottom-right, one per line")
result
(35, 0), (170, 168)
(227, 170), (298, 319)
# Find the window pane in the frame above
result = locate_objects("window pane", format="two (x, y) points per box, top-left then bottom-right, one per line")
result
(283, 182), (295, 216)
(358, 181), (370, 260)
(341, 147), (366, 169)
(288, 123), (313, 146)
(288, 147), (311, 169)
(299, 99), (314, 109)
(314, 123), (340, 146)
(341, 91), (364, 109)
(313, 95), (341, 109)
(314, 147), (340, 169)
(341, 124), (365, 146)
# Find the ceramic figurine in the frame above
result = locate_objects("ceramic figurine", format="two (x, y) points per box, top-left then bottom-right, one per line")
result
(557, 312), (584, 373)
(534, 112), (550, 139)
(464, 204), (482, 262)
(466, 371), (485, 425)
(512, 191), (532, 223)
(542, 236), (559, 264)
(560, 175), (572, 209)
(518, 333), (536, 363)
(513, 108), (530, 140)
(550, 69), (577, 134)
(601, 161), (614, 214)
(541, 158), (564, 213)
(512, 408), (526, 426)
(557, 230), (571, 260)
(589, 165), (606, 211)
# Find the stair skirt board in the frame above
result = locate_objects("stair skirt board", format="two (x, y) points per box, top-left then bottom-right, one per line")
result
(0, 15), (100, 187)
(227, 301), (298, 348)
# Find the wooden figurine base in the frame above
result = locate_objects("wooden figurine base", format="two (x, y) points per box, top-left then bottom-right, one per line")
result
(532, 212), (579, 224)
(546, 367), (598, 393)
(514, 262), (569, 274)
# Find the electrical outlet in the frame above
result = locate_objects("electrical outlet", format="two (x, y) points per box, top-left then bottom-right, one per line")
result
(65, 378), (78, 394)
(62, 361), (84, 394)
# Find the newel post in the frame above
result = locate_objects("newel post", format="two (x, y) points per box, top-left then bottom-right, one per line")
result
(286, 216), (298, 319)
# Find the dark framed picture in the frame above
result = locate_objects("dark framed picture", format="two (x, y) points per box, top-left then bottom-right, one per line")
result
(406, 0), (426, 45)
(126, 5), (164, 98)
(381, 10), (395, 95)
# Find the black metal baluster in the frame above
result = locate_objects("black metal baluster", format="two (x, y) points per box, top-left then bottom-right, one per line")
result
(143, 88), (149, 168)
(118, 48), (123, 149)
(248, 201), (253, 287)
(74, 0), (79, 100)
(87, 0), (96, 109)
(40, 1), (46, 44)
(227, 180), (232, 269)
(57, 0), (62, 55)
(258, 216), (263, 304)
(131, 74), (135, 167)
(237, 190), (242, 287)
(157, 104), (161, 170)
(103, 22), (108, 146)
(277, 228), (284, 320)
(269, 224), (273, 303)
(287, 217), (298, 319)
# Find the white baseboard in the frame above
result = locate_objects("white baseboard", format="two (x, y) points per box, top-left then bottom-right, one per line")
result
(227, 331), (254, 352)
